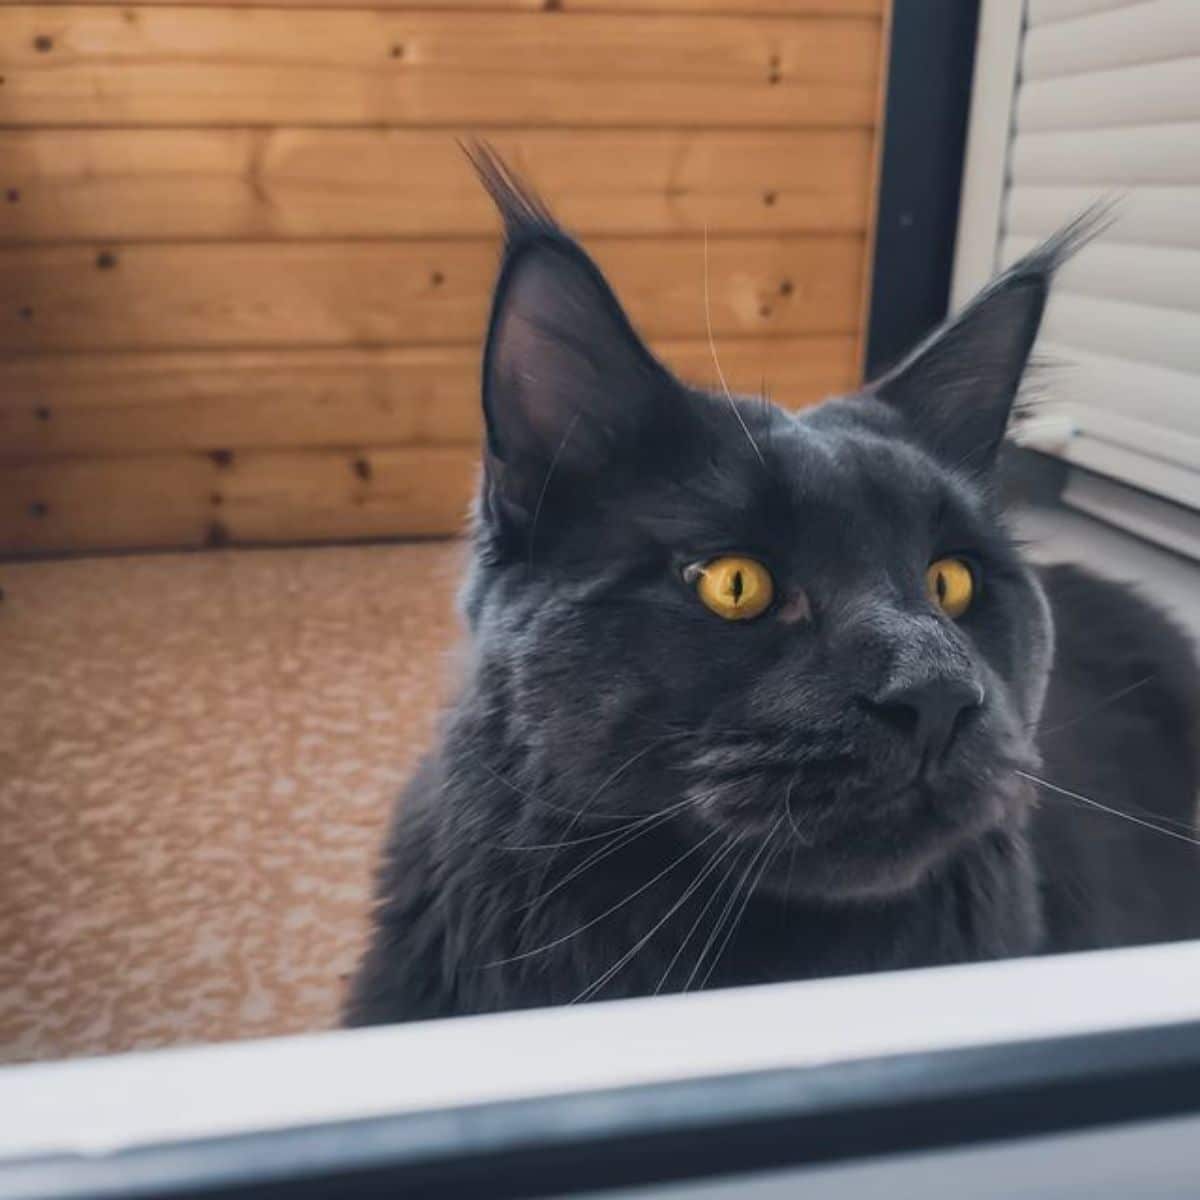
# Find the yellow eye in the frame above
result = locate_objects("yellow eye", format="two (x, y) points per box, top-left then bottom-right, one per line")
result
(692, 556), (774, 621)
(926, 557), (975, 619)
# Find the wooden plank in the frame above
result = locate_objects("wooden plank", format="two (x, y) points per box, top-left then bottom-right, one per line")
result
(0, 129), (873, 242)
(49, 0), (883, 12)
(0, 337), (857, 459)
(0, 8), (881, 128)
(0, 235), (864, 352)
(0, 446), (480, 554)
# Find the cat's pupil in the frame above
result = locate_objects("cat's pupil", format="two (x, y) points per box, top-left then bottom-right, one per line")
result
(936, 572), (947, 602)
(730, 570), (744, 603)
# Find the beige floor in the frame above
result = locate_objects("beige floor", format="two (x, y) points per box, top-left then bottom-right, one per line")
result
(0, 541), (463, 1064)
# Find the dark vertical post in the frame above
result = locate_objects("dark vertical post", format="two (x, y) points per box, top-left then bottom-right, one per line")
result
(864, 1), (984, 378)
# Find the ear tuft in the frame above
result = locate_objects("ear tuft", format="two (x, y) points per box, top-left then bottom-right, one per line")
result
(874, 203), (1112, 475)
(465, 141), (675, 542)
(461, 138), (560, 251)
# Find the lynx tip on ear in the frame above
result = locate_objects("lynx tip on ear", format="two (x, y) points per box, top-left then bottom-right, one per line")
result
(460, 138), (560, 247)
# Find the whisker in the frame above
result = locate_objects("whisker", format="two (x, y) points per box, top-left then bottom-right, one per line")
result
(517, 801), (689, 926)
(570, 831), (742, 1005)
(497, 808), (682, 853)
(1035, 675), (1155, 737)
(682, 825), (776, 993)
(652, 835), (741, 995)
(783, 778), (813, 846)
(487, 827), (724, 969)
(520, 735), (698, 920)
(704, 224), (765, 469)
(554, 734), (687, 843)
(1027, 772), (1200, 836)
(468, 744), (652, 820)
(1017, 770), (1200, 848)
(467, 750), (630, 823)
(697, 821), (784, 992)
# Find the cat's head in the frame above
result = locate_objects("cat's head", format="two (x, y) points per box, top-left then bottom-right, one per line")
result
(460, 146), (1082, 903)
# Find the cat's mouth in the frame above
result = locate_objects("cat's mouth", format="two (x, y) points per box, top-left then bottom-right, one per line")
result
(678, 728), (1036, 900)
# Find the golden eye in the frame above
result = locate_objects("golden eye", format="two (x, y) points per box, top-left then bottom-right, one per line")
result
(692, 556), (774, 621)
(926, 557), (975, 619)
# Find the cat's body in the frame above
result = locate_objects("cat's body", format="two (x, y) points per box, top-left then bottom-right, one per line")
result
(1034, 565), (1200, 952)
(346, 566), (1200, 1025)
(345, 153), (1200, 1028)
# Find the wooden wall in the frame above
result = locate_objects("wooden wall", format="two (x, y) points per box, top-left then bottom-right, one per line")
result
(0, 1), (888, 555)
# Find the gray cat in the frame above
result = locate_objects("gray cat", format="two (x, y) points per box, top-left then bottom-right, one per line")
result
(345, 149), (1200, 1025)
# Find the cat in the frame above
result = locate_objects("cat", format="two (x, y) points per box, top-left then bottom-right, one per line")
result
(344, 147), (1200, 1025)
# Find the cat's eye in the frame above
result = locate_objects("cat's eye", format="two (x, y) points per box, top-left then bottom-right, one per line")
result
(926, 557), (975, 619)
(689, 556), (774, 621)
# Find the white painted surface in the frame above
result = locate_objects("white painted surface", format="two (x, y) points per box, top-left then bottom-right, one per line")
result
(3, 941), (1200, 1162)
(1017, 59), (1200, 131)
(949, 0), (1026, 308)
(1003, 237), (1200, 314)
(1027, 0), (1144, 27)
(1023, 0), (1200, 79)
(1008, 185), (1200, 248)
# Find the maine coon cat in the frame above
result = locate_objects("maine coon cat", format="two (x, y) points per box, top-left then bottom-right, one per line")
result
(345, 149), (1200, 1025)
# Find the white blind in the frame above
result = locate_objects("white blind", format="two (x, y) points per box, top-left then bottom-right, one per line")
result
(967, 0), (1200, 521)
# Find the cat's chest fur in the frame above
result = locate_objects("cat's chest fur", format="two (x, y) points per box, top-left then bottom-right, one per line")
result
(346, 761), (1045, 1025)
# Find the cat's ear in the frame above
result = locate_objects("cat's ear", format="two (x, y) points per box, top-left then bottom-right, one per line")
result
(872, 213), (1102, 475)
(467, 143), (671, 522)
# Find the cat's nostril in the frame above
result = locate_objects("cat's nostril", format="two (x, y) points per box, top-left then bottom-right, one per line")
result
(871, 698), (920, 739)
(865, 677), (983, 763)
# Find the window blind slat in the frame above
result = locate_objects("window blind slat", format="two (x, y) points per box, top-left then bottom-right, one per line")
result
(1039, 295), (1200, 376)
(1017, 58), (1200, 132)
(1047, 404), (1200, 471)
(1006, 187), (1200, 250)
(1054, 436), (1200, 508)
(1024, 0), (1200, 81)
(1010, 123), (1200, 184)
(1002, 237), (1200, 315)
(1034, 343), (1200, 439)
(1028, 0), (1149, 27)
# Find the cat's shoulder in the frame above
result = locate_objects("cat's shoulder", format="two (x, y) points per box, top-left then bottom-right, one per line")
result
(1038, 561), (1198, 703)
(1036, 562), (1199, 829)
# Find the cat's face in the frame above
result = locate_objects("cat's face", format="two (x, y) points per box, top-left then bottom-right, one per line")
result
(462, 148), (1073, 903)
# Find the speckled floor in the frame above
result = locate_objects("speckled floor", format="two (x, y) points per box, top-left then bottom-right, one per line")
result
(0, 541), (463, 1063)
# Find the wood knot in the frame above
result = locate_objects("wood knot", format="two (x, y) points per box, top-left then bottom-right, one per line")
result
(779, 279), (793, 296)
(206, 520), (230, 548)
(353, 457), (372, 481)
(18, 305), (33, 321)
(5, 189), (19, 204)
(34, 406), (50, 421)
(209, 449), (234, 469)
(96, 250), (118, 271)
(29, 501), (48, 518)
(33, 35), (53, 53)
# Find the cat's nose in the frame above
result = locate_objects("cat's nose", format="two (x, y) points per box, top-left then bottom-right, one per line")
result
(867, 675), (984, 763)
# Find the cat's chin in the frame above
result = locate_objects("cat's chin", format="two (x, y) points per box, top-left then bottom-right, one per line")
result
(779, 794), (1022, 903)
(696, 769), (1033, 904)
